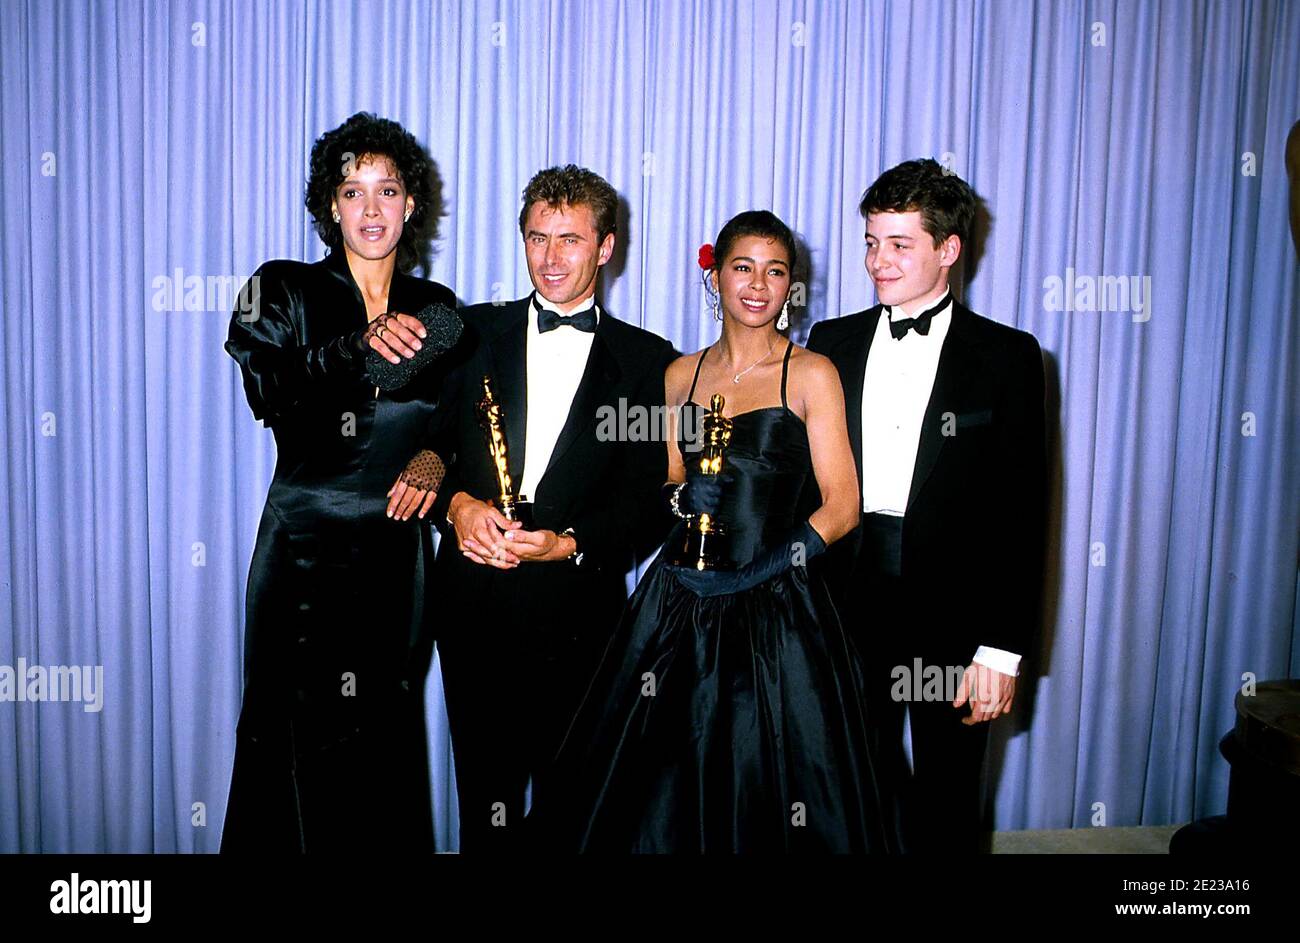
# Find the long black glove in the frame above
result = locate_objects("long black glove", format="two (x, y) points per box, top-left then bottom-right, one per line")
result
(673, 520), (826, 598)
(662, 467), (734, 519)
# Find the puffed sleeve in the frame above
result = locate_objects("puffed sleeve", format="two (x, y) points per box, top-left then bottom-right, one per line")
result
(224, 262), (367, 426)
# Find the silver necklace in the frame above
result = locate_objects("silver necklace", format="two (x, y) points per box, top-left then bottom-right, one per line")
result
(726, 339), (776, 384)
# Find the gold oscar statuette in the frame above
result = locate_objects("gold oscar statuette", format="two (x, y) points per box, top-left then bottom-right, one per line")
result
(673, 392), (733, 570)
(476, 374), (534, 528)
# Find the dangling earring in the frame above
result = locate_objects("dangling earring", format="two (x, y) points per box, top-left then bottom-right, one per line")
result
(332, 212), (340, 223)
(777, 302), (790, 331)
(712, 298), (722, 322)
(404, 211), (411, 222)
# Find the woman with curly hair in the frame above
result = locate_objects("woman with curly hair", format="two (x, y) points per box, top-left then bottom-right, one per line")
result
(222, 112), (454, 853)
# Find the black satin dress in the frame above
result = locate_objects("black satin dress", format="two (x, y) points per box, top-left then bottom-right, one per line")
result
(221, 250), (455, 853)
(535, 343), (901, 853)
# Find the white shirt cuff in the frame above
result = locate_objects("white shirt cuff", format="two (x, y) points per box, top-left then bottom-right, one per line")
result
(972, 646), (1021, 677)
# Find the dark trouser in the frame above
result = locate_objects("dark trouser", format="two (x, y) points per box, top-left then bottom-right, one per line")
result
(842, 513), (991, 854)
(437, 627), (609, 854)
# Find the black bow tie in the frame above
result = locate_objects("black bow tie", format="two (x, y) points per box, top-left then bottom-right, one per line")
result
(534, 295), (597, 334)
(888, 292), (950, 340)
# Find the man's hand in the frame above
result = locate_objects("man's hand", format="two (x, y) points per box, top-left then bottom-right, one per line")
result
(450, 492), (522, 569)
(952, 662), (1016, 725)
(500, 528), (577, 563)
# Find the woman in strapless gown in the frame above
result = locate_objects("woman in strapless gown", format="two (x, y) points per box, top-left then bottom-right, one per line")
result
(531, 211), (902, 853)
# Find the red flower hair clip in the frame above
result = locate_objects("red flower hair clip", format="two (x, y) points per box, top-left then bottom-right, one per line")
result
(697, 243), (715, 270)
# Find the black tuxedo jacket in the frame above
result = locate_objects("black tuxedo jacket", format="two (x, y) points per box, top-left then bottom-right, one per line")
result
(425, 296), (678, 647)
(807, 300), (1047, 660)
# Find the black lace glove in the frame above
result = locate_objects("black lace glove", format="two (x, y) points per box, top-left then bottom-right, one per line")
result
(673, 520), (827, 598)
(398, 449), (446, 491)
(351, 313), (396, 357)
(386, 449), (447, 522)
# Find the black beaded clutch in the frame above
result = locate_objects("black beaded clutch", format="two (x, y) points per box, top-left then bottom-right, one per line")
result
(365, 300), (464, 391)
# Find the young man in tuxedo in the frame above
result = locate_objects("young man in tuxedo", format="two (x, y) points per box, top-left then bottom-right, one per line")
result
(387, 165), (676, 852)
(807, 158), (1046, 853)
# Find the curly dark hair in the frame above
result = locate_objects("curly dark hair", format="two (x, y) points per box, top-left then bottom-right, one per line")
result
(518, 165), (619, 241)
(858, 158), (976, 247)
(305, 112), (440, 273)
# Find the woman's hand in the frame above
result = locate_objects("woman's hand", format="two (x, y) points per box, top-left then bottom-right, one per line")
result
(357, 312), (427, 364)
(386, 449), (445, 520)
(673, 468), (734, 518)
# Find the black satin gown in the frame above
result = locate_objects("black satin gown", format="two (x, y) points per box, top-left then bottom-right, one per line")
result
(221, 250), (455, 853)
(534, 343), (902, 853)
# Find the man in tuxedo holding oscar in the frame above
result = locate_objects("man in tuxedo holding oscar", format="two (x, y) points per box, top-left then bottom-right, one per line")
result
(387, 165), (676, 852)
(808, 158), (1046, 853)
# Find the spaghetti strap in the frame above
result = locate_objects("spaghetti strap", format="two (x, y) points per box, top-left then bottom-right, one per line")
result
(780, 340), (794, 410)
(686, 347), (709, 403)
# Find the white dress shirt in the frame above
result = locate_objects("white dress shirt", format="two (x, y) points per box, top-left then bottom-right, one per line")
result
(860, 291), (1021, 677)
(860, 295), (953, 516)
(517, 293), (598, 502)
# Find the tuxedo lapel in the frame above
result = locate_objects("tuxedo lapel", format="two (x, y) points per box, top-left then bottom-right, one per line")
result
(536, 312), (621, 496)
(483, 301), (529, 486)
(839, 308), (883, 486)
(907, 302), (980, 510)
